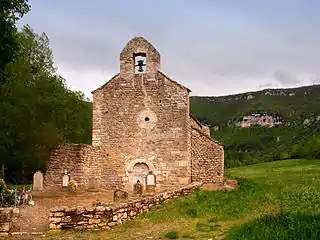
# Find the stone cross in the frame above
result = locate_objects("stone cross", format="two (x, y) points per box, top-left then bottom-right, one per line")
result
(32, 171), (43, 191)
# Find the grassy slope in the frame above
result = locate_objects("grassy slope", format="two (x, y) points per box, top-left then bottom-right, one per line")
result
(46, 159), (320, 240)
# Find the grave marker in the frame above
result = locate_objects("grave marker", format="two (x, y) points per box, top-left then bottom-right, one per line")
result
(32, 171), (43, 191)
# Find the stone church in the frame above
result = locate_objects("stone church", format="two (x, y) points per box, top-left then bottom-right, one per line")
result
(44, 37), (224, 192)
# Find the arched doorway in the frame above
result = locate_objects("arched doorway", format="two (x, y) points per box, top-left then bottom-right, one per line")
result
(132, 163), (149, 188)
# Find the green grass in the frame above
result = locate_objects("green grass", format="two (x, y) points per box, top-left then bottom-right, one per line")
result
(7, 184), (32, 190)
(140, 159), (320, 239)
(227, 212), (320, 240)
(44, 159), (320, 240)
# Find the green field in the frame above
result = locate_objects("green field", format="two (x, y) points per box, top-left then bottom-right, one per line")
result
(47, 159), (320, 240)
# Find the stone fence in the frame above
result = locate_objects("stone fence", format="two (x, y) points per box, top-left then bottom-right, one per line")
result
(0, 207), (19, 236)
(49, 182), (202, 231)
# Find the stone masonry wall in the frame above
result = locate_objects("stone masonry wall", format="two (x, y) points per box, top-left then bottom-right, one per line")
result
(48, 182), (201, 231)
(189, 115), (211, 137)
(191, 127), (224, 184)
(91, 37), (191, 191)
(0, 208), (13, 236)
(44, 144), (122, 190)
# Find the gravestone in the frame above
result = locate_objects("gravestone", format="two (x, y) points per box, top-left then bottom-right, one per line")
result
(146, 174), (156, 192)
(62, 170), (69, 187)
(32, 171), (43, 191)
(133, 180), (143, 196)
(87, 178), (99, 191)
(114, 189), (129, 202)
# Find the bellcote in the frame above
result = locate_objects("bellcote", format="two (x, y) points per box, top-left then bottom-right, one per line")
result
(120, 37), (160, 76)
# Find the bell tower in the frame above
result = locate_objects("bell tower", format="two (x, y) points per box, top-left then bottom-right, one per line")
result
(120, 37), (160, 77)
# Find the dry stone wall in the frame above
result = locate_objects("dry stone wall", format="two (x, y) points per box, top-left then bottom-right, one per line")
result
(49, 182), (201, 231)
(0, 207), (15, 236)
(191, 127), (224, 184)
(44, 144), (122, 190)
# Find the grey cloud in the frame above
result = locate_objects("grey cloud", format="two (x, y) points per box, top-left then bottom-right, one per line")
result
(257, 82), (279, 89)
(21, 0), (320, 97)
(273, 70), (300, 86)
(311, 76), (320, 84)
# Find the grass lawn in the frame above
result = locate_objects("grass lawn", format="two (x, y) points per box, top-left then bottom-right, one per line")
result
(45, 159), (320, 240)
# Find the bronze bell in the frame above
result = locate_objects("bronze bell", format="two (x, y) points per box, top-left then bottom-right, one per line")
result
(135, 60), (145, 72)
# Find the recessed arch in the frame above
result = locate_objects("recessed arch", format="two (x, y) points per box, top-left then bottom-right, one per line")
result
(126, 158), (156, 173)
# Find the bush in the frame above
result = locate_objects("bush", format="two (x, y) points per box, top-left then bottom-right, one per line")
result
(166, 231), (178, 239)
(186, 208), (197, 218)
(0, 179), (17, 207)
(68, 180), (78, 193)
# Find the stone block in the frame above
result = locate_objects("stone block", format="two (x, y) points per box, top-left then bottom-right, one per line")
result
(77, 221), (87, 225)
(61, 216), (72, 223)
(85, 206), (95, 212)
(49, 223), (57, 230)
(49, 217), (61, 224)
(54, 212), (64, 217)
(108, 222), (117, 227)
(65, 207), (77, 213)
(95, 206), (106, 212)
(76, 207), (85, 215)
(50, 206), (65, 212)
(88, 218), (101, 224)
(0, 222), (10, 232)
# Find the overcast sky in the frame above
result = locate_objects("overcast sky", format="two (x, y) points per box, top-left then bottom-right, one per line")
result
(20, 0), (320, 98)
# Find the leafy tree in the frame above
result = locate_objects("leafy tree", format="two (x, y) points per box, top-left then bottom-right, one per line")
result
(0, 26), (92, 183)
(0, 0), (31, 85)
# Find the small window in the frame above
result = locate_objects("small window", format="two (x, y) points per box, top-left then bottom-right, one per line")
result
(134, 53), (146, 74)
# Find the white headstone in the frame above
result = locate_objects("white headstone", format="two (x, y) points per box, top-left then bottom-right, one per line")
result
(62, 173), (69, 187)
(33, 171), (43, 191)
(147, 174), (155, 186)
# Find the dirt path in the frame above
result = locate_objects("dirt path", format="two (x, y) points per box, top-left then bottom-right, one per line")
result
(11, 190), (114, 233)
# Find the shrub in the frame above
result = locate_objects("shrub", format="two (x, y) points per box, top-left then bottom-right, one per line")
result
(186, 208), (197, 218)
(166, 231), (178, 239)
(68, 180), (78, 193)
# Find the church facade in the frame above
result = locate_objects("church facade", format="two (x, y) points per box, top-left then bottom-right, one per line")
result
(43, 37), (224, 192)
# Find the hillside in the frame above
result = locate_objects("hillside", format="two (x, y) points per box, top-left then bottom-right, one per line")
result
(190, 84), (320, 167)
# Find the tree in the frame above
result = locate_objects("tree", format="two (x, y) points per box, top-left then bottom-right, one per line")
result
(0, 26), (92, 183)
(0, 0), (31, 85)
